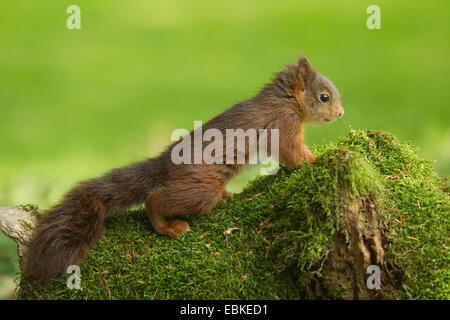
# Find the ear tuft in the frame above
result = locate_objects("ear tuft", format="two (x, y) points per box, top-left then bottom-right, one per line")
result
(297, 55), (315, 88)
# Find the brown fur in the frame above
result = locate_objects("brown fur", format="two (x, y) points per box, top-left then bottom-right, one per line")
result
(25, 56), (344, 281)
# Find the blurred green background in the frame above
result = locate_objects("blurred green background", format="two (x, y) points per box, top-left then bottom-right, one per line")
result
(0, 0), (449, 298)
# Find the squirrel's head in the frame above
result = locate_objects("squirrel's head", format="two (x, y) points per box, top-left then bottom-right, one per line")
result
(278, 56), (344, 124)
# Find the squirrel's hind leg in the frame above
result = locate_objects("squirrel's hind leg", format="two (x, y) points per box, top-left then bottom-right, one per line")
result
(145, 184), (223, 238)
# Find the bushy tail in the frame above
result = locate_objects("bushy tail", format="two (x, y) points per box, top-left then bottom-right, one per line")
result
(25, 161), (156, 281)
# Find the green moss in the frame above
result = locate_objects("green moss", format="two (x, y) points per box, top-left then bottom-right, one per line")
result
(18, 219), (34, 231)
(20, 204), (41, 218)
(17, 129), (449, 300)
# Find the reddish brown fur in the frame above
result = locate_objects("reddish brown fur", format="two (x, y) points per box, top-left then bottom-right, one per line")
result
(25, 56), (343, 281)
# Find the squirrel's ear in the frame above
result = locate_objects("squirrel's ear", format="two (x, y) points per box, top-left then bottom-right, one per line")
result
(297, 56), (314, 90)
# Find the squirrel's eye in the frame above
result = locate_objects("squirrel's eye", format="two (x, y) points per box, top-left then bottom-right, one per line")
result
(320, 94), (329, 103)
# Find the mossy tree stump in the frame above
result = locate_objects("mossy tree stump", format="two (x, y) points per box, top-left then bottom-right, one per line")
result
(2, 129), (448, 299)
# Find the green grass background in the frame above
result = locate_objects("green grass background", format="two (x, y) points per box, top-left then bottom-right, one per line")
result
(0, 0), (449, 297)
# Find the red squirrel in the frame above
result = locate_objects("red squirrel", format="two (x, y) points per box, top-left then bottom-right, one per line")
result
(26, 56), (344, 281)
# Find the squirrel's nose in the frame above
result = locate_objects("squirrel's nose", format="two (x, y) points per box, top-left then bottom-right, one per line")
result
(337, 110), (344, 118)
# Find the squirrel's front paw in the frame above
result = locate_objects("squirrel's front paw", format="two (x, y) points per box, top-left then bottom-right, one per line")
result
(306, 153), (316, 163)
(298, 150), (316, 165)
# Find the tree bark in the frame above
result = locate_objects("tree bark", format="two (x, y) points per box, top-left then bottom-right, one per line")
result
(0, 206), (37, 267)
